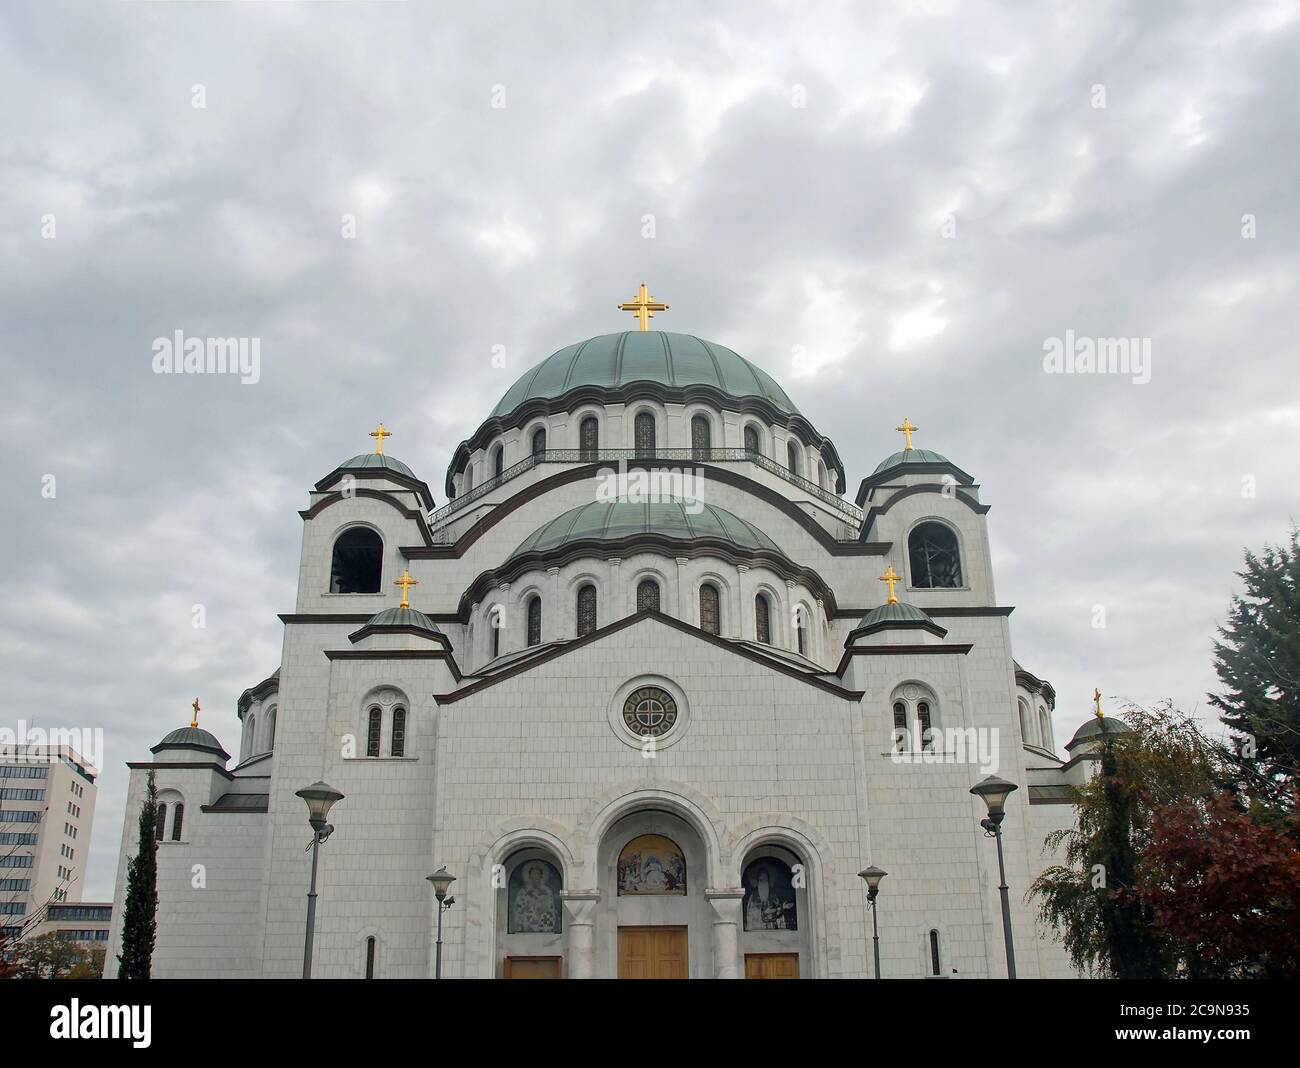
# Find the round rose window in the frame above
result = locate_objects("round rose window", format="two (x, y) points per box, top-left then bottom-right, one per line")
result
(622, 686), (678, 738)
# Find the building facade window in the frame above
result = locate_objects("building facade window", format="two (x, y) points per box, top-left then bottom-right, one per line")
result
(1039, 708), (1054, 752)
(580, 416), (599, 460)
(330, 527), (383, 594)
(154, 804), (167, 841)
(636, 578), (660, 613)
(743, 424), (761, 456)
(691, 415), (711, 457)
(526, 595), (542, 646)
(391, 707), (406, 757)
(366, 707), (382, 758)
(917, 700), (934, 751)
(929, 929), (942, 976)
(908, 522), (963, 588)
(755, 593), (771, 644)
(171, 803), (184, 841)
(786, 441), (800, 476)
(699, 583), (720, 635)
(577, 584), (597, 637)
(492, 445), (504, 479)
(634, 411), (656, 457)
(531, 428), (546, 457)
(622, 686), (678, 739)
(365, 936), (376, 979)
(892, 701), (908, 753)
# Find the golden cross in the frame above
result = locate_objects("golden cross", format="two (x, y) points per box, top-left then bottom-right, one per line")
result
(618, 283), (668, 332)
(880, 564), (902, 605)
(1094, 688), (1105, 719)
(394, 568), (418, 609)
(895, 417), (918, 451)
(191, 697), (201, 729)
(369, 422), (392, 455)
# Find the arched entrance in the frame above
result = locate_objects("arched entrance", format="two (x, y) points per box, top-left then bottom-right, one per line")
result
(596, 809), (712, 978)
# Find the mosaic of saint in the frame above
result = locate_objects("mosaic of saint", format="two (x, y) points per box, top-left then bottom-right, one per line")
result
(742, 857), (798, 931)
(617, 834), (687, 895)
(508, 859), (563, 933)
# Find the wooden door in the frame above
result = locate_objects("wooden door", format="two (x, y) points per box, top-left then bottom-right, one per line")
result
(618, 926), (688, 979)
(503, 956), (563, 979)
(744, 952), (800, 979)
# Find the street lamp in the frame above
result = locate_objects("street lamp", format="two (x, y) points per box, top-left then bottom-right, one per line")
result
(426, 866), (456, 979)
(970, 774), (1018, 979)
(295, 780), (344, 980)
(857, 865), (888, 979)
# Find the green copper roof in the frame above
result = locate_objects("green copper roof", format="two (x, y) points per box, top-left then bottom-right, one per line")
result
(854, 601), (933, 629)
(338, 453), (416, 478)
(508, 500), (782, 560)
(153, 726), (229, 757)
(491, 331), (800, 418)
(366, 606), (441, 632)
(1067, 715), (1133, 749)
(872, 448), (950, 475)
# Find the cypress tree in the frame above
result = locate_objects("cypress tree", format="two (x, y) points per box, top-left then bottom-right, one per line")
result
(117, 770), (159, 979)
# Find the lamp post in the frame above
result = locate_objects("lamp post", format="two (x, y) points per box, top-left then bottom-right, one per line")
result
(970, 774), (1018, 979)
(295, 780), (344, 980)
(426, 866), (456, 979)
(857, 866), (887, 979)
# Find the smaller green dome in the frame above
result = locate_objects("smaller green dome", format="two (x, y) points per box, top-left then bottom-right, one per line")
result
(872, 448), (949, 475)
(1067, 715), (1132, 750)
(339, 453), (416, 478)
(855, 601), (933, 629)
(152, 726), (229, 758)
(366, 606), (440, 632)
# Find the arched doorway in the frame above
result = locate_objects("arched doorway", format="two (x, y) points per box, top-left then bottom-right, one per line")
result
(739, 843), (812, 978)
(496, 846), (565, 979)
(596, 809), (711, 978)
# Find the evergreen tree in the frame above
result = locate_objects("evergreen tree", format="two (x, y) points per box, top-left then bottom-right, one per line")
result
(116, 771), (158, 979)
(1210, 529), (1300, 791)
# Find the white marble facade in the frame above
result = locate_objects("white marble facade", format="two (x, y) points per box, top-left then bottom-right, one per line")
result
(104, 328), (1093, 979)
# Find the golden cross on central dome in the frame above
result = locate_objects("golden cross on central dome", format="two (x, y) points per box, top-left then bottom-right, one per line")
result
(618, 283), (669, 331)
(394, 568), (418, 609)
(880, 564), (902, 605)
(1094, 688), (1105, 719)
(369, 422), (392, 455)
(191, 697), (201, 729)
(895, 417), (918, 451)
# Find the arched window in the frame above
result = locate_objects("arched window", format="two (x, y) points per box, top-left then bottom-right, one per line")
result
(531, 427), (546, 457)
(929, 930), (942, 976)
(786, 441), (801, 476)
(909, 522), (963, 588)
(154, 804), (167, 842)
(743, 424), (761, 456)
(814, 460), (824, 489)
(391, 707), (406, 757)
(266, 707), (276, 749)
(755, 593), (771, 644)
(366, 707), (382, 758)
(579, 416), (599, 460)
(636, 578), (660, 613)
(330, 527), (383, 594)
(577, 584), (597, 637)
(490, 606), (502, 660)
(795, 606), (807, 656)
(365, 936), (377, 979)
(171, 803), (184, 841)
(699, 583), (720, 636)
(1018, 698), (1033, 744)
(465, 466), (473, 492)
(246, 715), (256, 757)
(492, 445), (504, 479)
(526, 595), (542, 647)
(1039, 707), (1054, 752)
(892, 701), (908, 753)
(691, 415), (711, 458)
(917, 700), (934, 751)
(634, 412), (656, 457)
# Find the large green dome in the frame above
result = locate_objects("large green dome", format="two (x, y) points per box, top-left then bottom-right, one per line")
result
(491, 331), (799, 418)
(508, 500), (782, 560)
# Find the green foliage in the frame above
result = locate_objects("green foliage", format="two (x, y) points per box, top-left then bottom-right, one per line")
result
(14, 932), (98, 979)
(116, 771), (158, 979)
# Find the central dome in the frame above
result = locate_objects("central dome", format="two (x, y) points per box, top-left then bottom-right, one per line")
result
(491, 331), (800, 419)
(508, 500), (782, 560)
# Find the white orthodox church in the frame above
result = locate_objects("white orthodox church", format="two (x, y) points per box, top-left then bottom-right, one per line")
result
(105, 291), (1108, 979)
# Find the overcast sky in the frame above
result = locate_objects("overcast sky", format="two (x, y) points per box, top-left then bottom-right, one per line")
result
(2, 1), (1297, 901)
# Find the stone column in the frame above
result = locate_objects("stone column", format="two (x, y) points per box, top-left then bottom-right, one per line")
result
(608, 558), (623, 621)
(736, 565), (751, 640)
(675, 556), (689, 622)
(547, 567), (561, 639)
(705, 888), (746, 978)
(561, 890), (601, 979)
